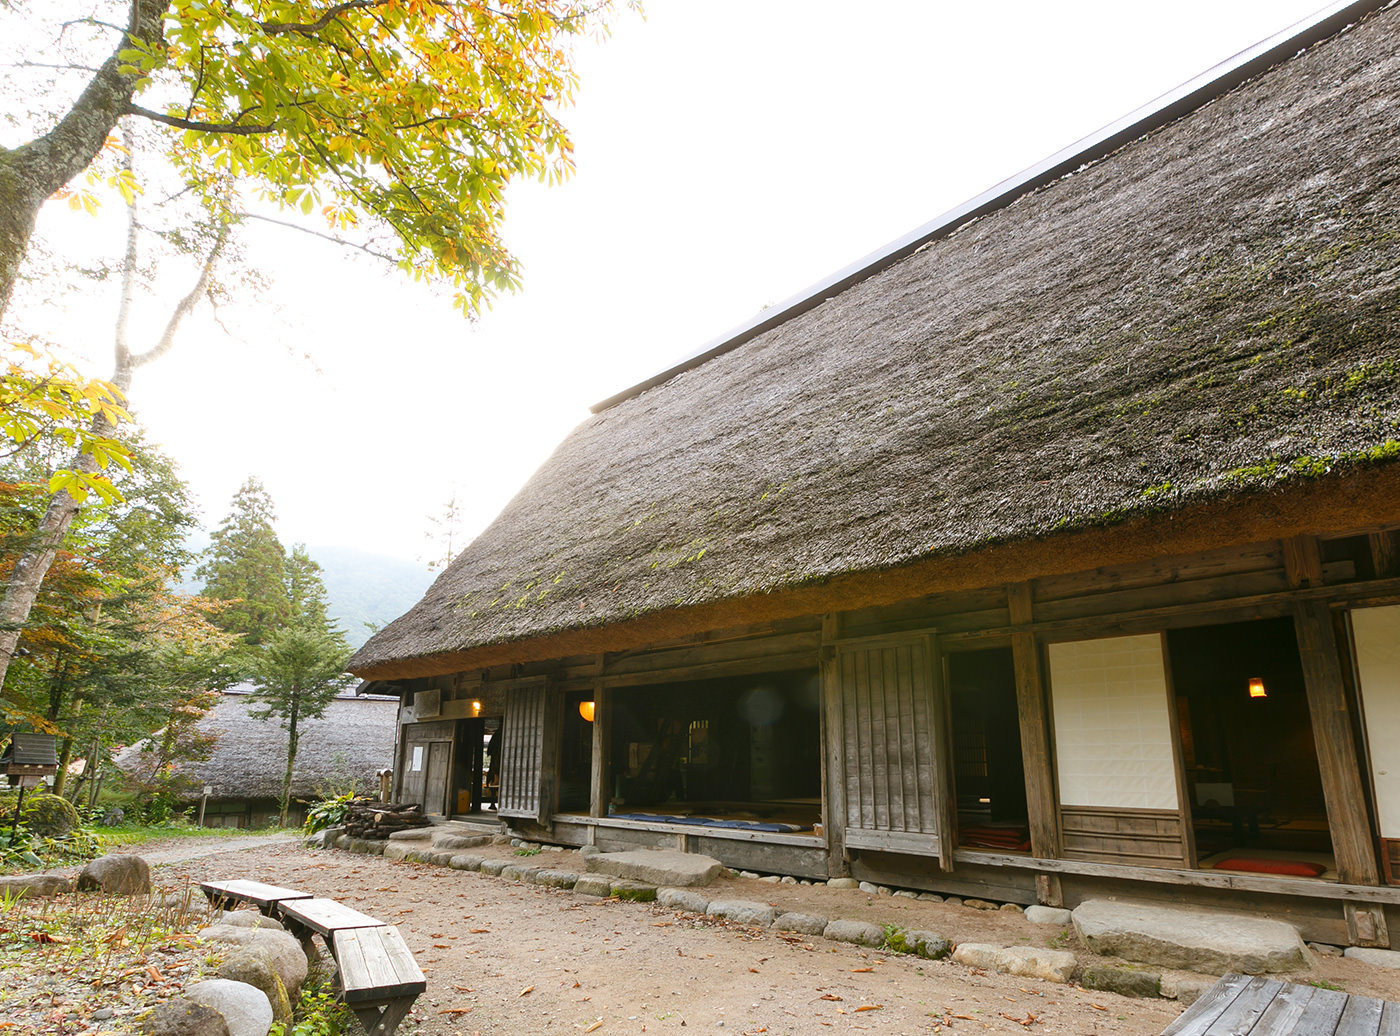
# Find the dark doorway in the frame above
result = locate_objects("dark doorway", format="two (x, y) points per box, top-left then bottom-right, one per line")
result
(604, 669), (821, 829)
(1168, 617), (1334, 875)
(949, 648), (1030, 852)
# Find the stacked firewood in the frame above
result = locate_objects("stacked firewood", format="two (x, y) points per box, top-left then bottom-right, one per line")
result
(341, 800), (430, 839)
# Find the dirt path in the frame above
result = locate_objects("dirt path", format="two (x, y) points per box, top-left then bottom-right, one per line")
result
(158, 839), (1187, 1036)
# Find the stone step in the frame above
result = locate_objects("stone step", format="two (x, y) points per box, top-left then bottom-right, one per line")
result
(1072, 899), (1309, 975)
(583, 849), (723, 888)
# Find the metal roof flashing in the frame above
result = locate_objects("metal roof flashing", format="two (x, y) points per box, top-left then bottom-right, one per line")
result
(588, 0), (1391, 415)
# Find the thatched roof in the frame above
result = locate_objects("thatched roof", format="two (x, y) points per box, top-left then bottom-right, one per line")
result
(352, 4), (1400, 679)
(116, 691), (398, 802)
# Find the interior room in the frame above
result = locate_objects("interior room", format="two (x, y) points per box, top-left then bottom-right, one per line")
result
(949, 648), (1030, 852)
(1167, 616), (1335, 878)
(597, 669), (822, 832)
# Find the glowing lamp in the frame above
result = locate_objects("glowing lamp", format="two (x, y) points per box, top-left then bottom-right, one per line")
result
(472, 700), (482, 715)
(1248, 677), (1267, 699)
(579, 700), (596, 722)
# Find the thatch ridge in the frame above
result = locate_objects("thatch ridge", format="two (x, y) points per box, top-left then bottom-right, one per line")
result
(116, 692), (398, 801)
(352, 6), (1400, 676)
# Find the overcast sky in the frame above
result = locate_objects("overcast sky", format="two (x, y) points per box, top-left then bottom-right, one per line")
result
(30, 0), (1330, 564)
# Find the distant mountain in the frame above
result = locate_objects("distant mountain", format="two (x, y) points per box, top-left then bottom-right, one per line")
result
(308, 545), (435, 649)
(180, 537), (433, 650)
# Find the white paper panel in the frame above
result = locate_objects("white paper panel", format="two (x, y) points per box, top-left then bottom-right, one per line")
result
(1354, 605), (1400, 838)
(1049, 634), (1179, 811)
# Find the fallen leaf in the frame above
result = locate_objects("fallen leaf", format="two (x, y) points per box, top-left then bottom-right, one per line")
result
(818, 995), (843, 1002)
(452, 986), (474, 993)
(851, 967), (873, 973)
(519, 986), (534, 998)
(434, 945), (450, 949)
(440, 1008), (472, 1017)
(31, 933), (70, 945)
(147, 966), (163, 983)
(855, 1005), (881, 1012)
(1090, 1004), (1107, 1012)
(748, 968), (759, 974)
(470, 929), (491, 934)
(584, 1022), (603, 1033)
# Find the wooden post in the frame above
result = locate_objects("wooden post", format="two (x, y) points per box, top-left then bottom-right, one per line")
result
(1285, 536), (1381, 888)
(820, 613), (849, 878)
(1370, 530), (1399, 578)
(589, 665), (609, 818)
(1009, 582), (1063, 906)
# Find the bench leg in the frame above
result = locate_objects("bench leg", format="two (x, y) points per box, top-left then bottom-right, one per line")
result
(350, 998), (414, 1036)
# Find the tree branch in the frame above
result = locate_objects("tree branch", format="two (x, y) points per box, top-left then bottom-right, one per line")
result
(126, 104), (275, 136)
(259, 0), (382, 36)
(241, 212), (399, 264)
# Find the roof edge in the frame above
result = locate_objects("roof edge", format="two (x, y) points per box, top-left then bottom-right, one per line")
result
(590, 0), (1393, 414)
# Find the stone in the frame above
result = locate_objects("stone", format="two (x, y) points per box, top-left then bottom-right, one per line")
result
(893, 890), (919, 899)
(138, 998), (231, 1036)
(904, 930), (953, 960)
(1160, 973), (1215, 1005)
(657, 888), (711, 914)
(480, 859), (509, 876)
(1343, 946), (1400, 969)
(707, 900), (777, 926)
(1081, 965), (1162, 998)
(500, 864), (541, 882)
(433, 834), (491, 851)
(952, 944), (1077, 984)
(197, 926), (308, 995)
(1024, 905), (1073, 926)
(449, 854), (484, 871)
(572, 875), (614, 897)
(93, 1008), (116, 1020)
(0, 874), (70, 899)
(964, 898), (998, 910)
(943, 897), (963, 907)
(775, 912), (827, 936)
(1073, 900), (1309, 975)
(334, 836), (384, 855)
(218, 912), (285, 932)
(584, 850), (723, 887)
(77, 855), (151, 895)
(23, 794), (79, 837)
(185, 979), (273, 1036)
(1308, 942), (1343, 957)
(610, 880), (658, 902)
(491, 834), (512, 844)
(822, 919), (886, 948)
(425, 851), (457, 866)
(381, 843), (413, 861)
(216, 955), (293, 1024)
(387, 828), (432, 842)
(101, 807), (125, 827)
(759, 875), (780, 884)
(739, 871), (759, 880)
(301, 829), (337, 849)
(826, 877), (859, 890)
(780, 876), (797, 885)
(858, 881), (880, 894)
(533, 870), (579, 889)
(916, 892), (944, 903)
(578, 845), (601, 856)
(1000, 903), (1024, 914)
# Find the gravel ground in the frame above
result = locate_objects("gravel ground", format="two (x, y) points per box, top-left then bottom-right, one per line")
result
(7, 835), (1395, 1036)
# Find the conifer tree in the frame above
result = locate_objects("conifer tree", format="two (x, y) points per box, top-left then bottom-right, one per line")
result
(196, 478), (290, 647)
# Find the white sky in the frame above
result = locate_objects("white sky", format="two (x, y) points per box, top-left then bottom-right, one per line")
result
(28, 0), (1331, 563)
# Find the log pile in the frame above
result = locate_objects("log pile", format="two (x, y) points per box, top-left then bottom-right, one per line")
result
(341, 800), (430, 839)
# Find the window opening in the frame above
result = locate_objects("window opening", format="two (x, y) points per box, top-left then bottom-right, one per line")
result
(1167, 617), (1334, 879)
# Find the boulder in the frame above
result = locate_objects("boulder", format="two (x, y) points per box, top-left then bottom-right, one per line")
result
(904, 929), (953, 960)
(1024, 905), (1073, 926)
(218, 911), (286, 932)
(185, 979), (273, 1036)
(216, 956), (293, 1024)
(1343, 946), (1400, 969)
(448, 854), (483, 871)
(77, 854), (151, 895)
(657, 888), (711, 914)
(1081, 965), (1162, 998)
(572, 874), (614, 897)
(706, 900), (776, 926)
(0, 874), (70, 899)
(775, 912), (827, 936)
(1072, 900), (1309, 975)
(584, 850), (723, 887)
(198, 925), (308, 995)
(822, 919), (886, 948)
(138, 999), (231, 1036)
(952, 943), (1077, 983)
(23, 794), (79, 838)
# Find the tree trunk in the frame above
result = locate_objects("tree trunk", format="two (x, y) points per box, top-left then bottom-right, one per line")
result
(0, 0), (167, 319)
(279, 689), (302, 828)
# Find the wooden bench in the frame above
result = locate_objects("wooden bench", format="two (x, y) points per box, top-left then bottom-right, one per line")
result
(198, 885), (425, 1036)
(1163, 973), (1400, 1036)
(332, 925), (427, 1036)
(200, 879), (313, 916)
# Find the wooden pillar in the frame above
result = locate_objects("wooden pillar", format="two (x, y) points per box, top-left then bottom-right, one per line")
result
(1370, 530), (1400, 578)
(820, 613), (850, 878)
(588, 656), (609, 819)
(1286, 536), (1380, 889)
(1009, 582), (1063, 906)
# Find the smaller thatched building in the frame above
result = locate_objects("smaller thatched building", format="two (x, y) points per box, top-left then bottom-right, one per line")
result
(117, 688), (398, 828)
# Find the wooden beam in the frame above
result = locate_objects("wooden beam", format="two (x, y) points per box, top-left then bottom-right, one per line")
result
(1008, 583), (1063, 905)
(820, 613), (849, 878)
(1283, 535), (1325, 588)
(588, 656), (608, 818)
(1371, 531), (1400, 578)
(1292, 598), (1381, 886)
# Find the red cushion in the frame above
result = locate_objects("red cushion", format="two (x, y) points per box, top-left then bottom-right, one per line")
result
(1213, 857), (1326, 877)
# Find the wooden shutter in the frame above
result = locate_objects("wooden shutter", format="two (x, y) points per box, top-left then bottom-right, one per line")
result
(828, 632), (954, 869)
(498, 679), (560, 821)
